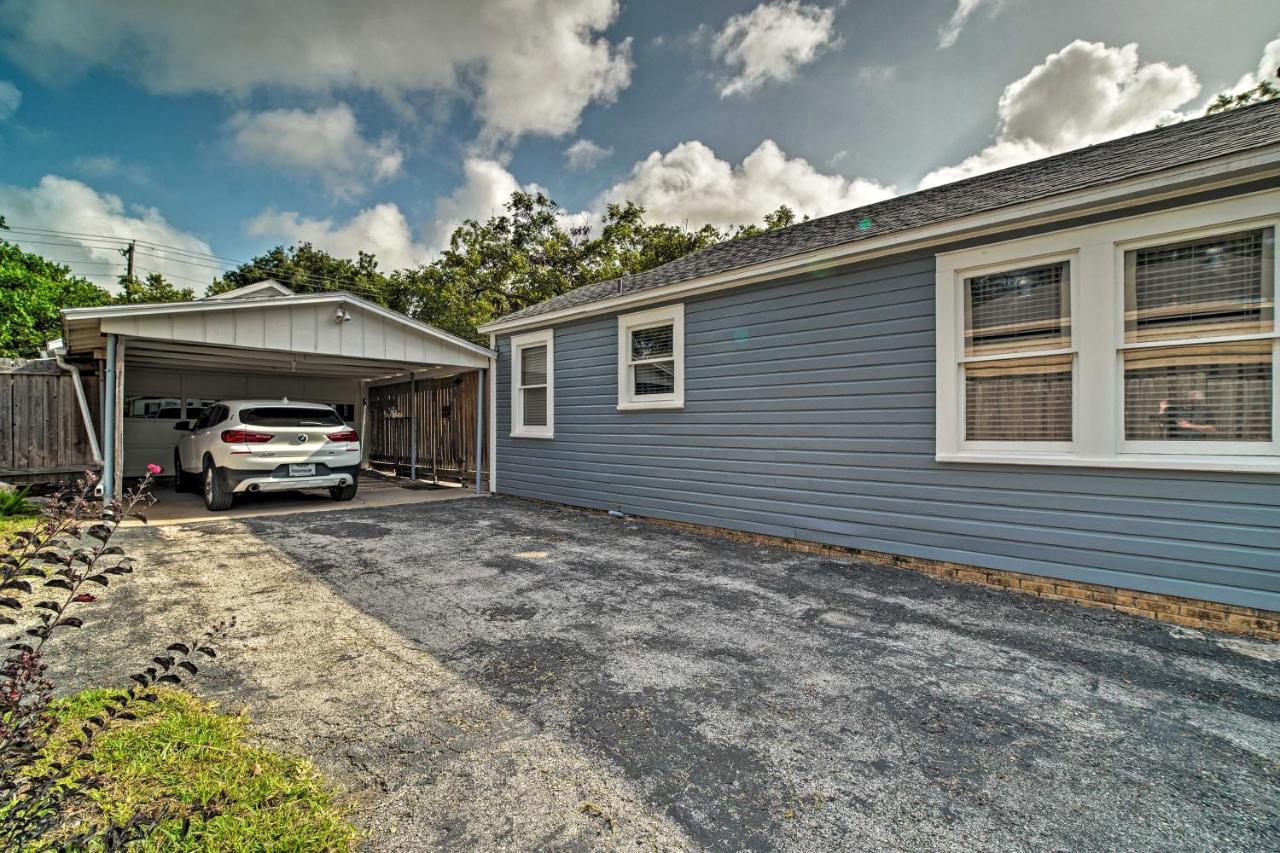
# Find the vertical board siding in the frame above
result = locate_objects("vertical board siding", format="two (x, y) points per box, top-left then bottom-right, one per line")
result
(0, 360), (97, 480)
(496, 254), (1280, 612)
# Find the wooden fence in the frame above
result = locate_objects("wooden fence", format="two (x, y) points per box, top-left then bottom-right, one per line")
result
(367, 372), (482, 485)
(0, 359), (100, 483)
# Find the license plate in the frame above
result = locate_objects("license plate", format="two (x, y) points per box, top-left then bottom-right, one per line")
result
(288, 464), (316, 477)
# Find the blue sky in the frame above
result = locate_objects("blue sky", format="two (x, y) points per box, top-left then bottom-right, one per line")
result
(0, 0), (1276, 292)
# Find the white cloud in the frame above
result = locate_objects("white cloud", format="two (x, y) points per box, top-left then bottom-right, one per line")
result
(427, 158), (545, 252)
(70, 155), (151, 185)
(938, 0), (999, 50)
(600, 139), (895, 229)
(854, 64), (897, 86)
(228, 104), (402, 198)
(0, 175), (214, 291)
(919, 40), (1200, 188)
(0, 0), (632, 139)
(564, 139), (613, 171)
(711, 1), (839, 97)
(0, 79), (19, 120)
(247, 204), (428, 272)
(1224, 33), (1280, 95)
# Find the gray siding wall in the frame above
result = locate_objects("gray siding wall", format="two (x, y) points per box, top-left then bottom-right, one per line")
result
(496, 253), (1280, 612)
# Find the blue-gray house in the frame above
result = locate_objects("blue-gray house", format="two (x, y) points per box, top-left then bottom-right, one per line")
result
(478, 101), (1280, 624)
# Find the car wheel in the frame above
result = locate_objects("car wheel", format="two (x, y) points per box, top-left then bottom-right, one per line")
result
(329, 479), (358, 501)
(173, 450), (187, 492)
(203, 460), (234, 511)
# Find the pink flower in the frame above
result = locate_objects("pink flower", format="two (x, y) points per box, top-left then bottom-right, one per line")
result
(146, 463), (163, 475)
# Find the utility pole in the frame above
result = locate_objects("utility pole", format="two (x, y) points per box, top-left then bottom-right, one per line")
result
(120, 240), (136, 279)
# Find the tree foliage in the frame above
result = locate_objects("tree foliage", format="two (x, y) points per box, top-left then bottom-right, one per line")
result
(3, 194), (802, 349)
(0, 240), (112, 358)
(206, 243), (400, 308)
(1206, 73), (1279, 115)
(213, 194), (800, 341)
(115, 272), (194, 305)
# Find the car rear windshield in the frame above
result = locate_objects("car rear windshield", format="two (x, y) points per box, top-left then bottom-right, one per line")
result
(239, 407), (343, 427)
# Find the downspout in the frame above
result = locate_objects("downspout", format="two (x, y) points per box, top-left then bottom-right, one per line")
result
(487, 341), (497, 495)
(53, 350), (102, 466)
(101, 334), (117, 503)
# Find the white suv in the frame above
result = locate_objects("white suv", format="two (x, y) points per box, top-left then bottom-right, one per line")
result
(173, 400), (361, 511)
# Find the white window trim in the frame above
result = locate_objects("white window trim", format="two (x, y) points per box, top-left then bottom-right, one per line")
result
(510, 329), (554, 438)
(617, 304), (685, 411)
(936, 189), (1280, 474)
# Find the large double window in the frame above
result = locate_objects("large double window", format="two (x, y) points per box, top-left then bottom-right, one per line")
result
(937, 194), (1279, 471)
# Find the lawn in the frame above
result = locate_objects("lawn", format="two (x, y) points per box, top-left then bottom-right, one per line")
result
(40, 688), (357, 850)
(0, 512), (41, 542)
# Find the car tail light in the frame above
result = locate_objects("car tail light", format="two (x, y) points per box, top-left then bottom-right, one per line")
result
(220, 429), (273, 443)
(327, 429), (359, 442)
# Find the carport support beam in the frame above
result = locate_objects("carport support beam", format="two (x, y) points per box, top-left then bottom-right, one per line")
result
(101, 334), (118, 508)
(475, 367), (485, 495)
(409, 373), (417, 482)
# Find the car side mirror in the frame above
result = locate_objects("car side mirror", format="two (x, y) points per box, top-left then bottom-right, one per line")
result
(174, 421), (191, 431)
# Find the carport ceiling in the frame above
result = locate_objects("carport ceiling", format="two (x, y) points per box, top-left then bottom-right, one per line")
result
(123, 338), (468, 381)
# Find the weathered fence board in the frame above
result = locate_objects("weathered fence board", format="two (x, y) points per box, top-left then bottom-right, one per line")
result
(368, 372), (482, 485)
(0, 359), (99, 482)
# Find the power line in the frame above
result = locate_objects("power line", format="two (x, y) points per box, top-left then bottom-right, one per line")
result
(6, 222), (394, 298)
(3, 236), (137, 253)
(131, 247), (392, 299)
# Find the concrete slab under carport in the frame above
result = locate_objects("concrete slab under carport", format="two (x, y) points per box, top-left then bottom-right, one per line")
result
(132, 474), (480, 526)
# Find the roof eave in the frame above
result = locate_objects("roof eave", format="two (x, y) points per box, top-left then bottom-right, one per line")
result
(62, 291), (495, 359)
(480, 143), (1280, 335)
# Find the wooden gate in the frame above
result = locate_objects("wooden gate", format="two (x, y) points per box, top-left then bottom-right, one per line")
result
(368, 372), (481, 485)
(0, 359), (100, 483)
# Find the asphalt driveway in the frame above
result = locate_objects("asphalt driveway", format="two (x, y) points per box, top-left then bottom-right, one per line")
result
(52, 497), (1280, 851)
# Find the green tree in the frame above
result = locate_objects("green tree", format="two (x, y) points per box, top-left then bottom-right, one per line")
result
(207, 242), (396, 307)
(1206, 66), (1279, 115)
(0, 239), (112, 357)
(115, 271), (194, 304)
(204, 195), (803, 342)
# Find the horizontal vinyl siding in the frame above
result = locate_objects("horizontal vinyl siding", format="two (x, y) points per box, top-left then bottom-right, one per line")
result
(496, 254), (1280, 612)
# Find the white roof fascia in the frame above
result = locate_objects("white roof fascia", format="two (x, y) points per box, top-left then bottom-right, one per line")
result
(62, 291), (495, 358)
(479, 145), (1280, 335)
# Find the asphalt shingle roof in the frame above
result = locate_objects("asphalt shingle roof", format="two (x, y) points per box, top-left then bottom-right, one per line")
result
(495, 100), (1280, 325)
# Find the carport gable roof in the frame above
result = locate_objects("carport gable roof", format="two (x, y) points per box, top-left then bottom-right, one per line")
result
(61, 290), (494, 375)
(481, 99), (1280, 333)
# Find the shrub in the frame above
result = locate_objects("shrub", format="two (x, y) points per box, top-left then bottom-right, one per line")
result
(0, 471), (229, 849)
(0, 483), (35, 518)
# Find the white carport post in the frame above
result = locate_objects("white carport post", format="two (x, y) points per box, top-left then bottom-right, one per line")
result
(409, 372), (417, 482)
(100, 333), (124, 506)
(475, 367), (485, 495)
(101, 334), (117, 504)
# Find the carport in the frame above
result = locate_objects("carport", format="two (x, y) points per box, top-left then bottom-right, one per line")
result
(58, 282), (496, 500)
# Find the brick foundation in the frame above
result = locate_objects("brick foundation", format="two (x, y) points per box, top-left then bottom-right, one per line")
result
(532, 499), (1280, 641)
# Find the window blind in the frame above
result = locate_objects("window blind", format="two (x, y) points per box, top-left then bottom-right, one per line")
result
(964, 354), (1073, 441)
(1123, 340), (1271, 441)
(631, 325), (674, 360)
(1125, 227), (1274, 342)
(520, 345), (547, 386)
(965, 262), (1071, 356)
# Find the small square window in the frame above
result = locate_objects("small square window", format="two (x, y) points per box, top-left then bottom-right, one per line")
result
(617, 305), (684, 410)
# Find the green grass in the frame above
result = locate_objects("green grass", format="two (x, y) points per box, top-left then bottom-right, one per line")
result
(40, 688), (357, 851)
(0, 512), (41, 543)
